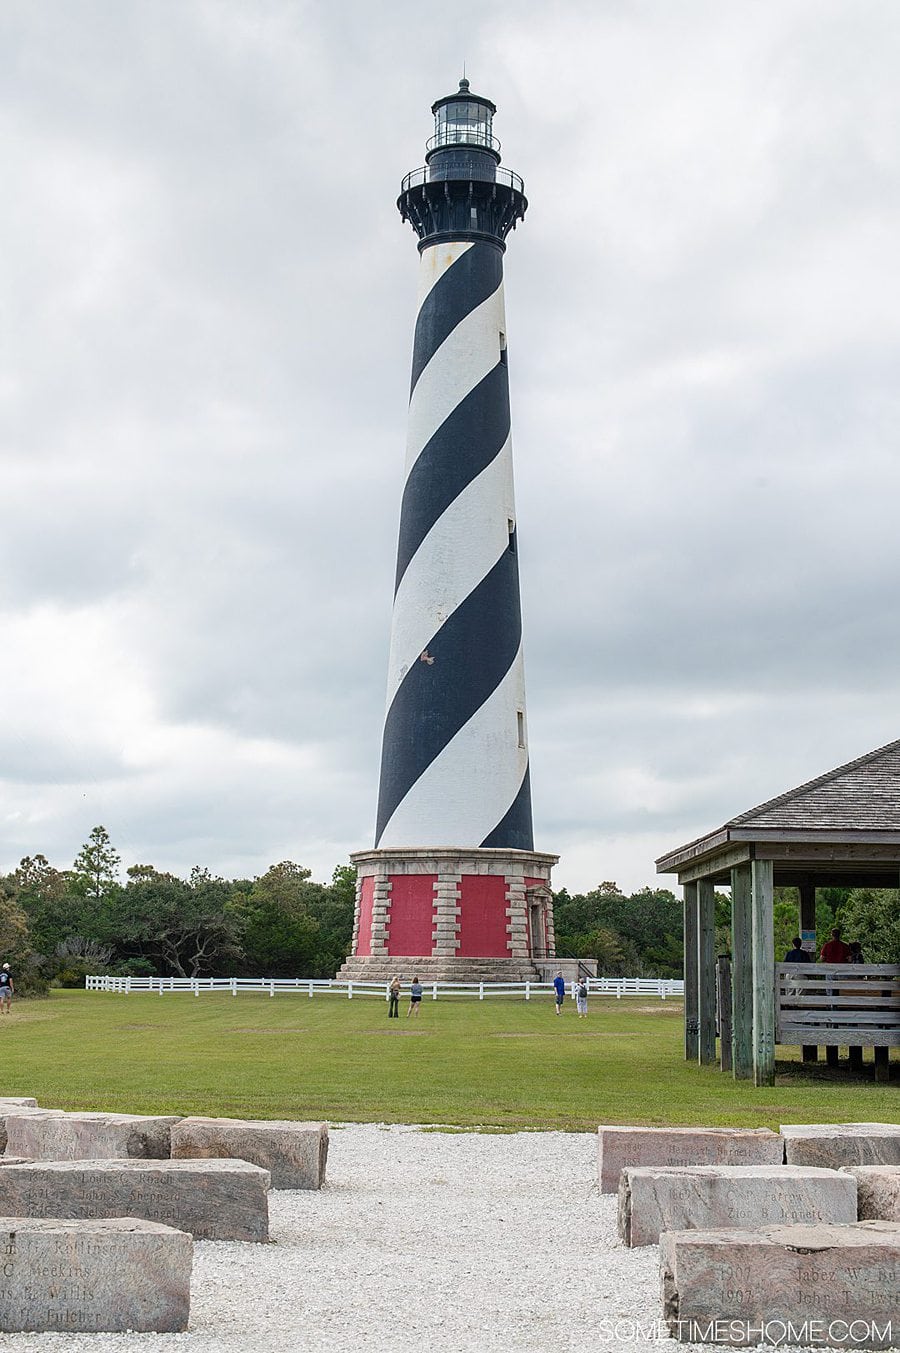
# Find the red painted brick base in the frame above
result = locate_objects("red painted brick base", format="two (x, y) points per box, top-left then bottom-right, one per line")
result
(343, 847), (558, 976)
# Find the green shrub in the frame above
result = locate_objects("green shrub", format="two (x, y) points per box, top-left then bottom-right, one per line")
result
(55, 965), (92, 989)
(9, 960), (49, 997)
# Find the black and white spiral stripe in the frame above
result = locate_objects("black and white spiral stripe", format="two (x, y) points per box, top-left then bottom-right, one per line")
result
(375, 240), (534, 851)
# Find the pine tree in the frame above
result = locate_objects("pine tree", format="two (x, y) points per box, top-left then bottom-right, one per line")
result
(72, 826), (121, 905)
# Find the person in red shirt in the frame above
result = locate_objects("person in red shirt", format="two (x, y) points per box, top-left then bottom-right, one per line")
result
(820, 927), (850, 963)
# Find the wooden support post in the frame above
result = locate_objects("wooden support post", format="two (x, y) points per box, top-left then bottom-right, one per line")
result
(798, 877), (818, 1063)
(697, 879), (716, 1065)
(798, 878), (816, 946)
(874, 1046), (890, 1082)
(826, 1045), (840, 1068)
(848, 1045), (863, 1072)
(683, 882), (699, 1061)
(730, 862), (753, 1081)
(717, 955), (733, 1072)
(751, 858), (775, 1088)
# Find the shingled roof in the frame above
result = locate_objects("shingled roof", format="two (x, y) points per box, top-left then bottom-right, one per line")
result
(729, 737), (900, 831)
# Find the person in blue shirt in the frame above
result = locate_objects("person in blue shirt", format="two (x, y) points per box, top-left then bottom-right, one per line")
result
(784, 937), (811, 963)
(553, 971), (566, 1015)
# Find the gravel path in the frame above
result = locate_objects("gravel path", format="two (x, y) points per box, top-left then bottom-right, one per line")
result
(0, 1125), (890, 1353)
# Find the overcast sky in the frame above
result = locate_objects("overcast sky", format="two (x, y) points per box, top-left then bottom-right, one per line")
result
(2, 0), (899, 893)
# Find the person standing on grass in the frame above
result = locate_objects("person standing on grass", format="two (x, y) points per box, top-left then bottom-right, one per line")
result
(0, 964), (13, 1014)
(575, 976), (589, 1018)
(388, 975), (401, 1018)
(407, 976), (423, 1018)
(553, 971), (566, 1015)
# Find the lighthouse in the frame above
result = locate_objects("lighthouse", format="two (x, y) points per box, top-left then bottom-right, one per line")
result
(343, 80), (558, 981)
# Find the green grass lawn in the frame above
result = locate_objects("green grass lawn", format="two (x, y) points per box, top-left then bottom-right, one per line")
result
(0, 990), (896, 1131)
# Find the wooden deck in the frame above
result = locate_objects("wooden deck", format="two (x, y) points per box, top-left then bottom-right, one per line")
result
(776, 962), (900, 1047)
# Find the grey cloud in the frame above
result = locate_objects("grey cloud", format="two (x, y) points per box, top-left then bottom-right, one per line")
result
(0, 735), (130, 787)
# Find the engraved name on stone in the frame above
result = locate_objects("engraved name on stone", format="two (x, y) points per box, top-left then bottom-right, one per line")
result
(0, 1160), (270, 1242)
(597, 1126), (783, 1193)
(0, 1103), (45, 1154)
(0, 1218), (191, 1334)
(662, 1222), (900, 1348)
(3, 1111), (182, 1161)
(618, 1165), (857, 1247)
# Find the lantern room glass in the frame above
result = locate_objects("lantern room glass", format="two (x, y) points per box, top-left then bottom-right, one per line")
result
(433, 98), (495, 149)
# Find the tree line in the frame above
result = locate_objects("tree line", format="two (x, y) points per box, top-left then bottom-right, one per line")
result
(520, 879), (898, 974)
(551, 881), (685, 976)
(1, 827), (897, 996)
(0, 826), (356, 995)
(769, 886), (899, 963)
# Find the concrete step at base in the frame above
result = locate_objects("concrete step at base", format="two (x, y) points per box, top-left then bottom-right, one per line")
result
(336, 956), (544, 984)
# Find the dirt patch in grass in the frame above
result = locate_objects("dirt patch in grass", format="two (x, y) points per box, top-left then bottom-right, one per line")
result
(362, 1030), (432, 1036)
(223, 1026), (434, 1037)
(490, 1031), (641, 1038)
(223, 1022), (311, 1033)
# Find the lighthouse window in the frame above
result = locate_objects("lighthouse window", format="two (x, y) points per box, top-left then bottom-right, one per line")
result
(499, 330), (507, 365)
(507, 517), (515, 552)
(517, 711), (526, 748)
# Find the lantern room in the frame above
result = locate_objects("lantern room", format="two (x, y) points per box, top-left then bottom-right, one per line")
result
(429, 78), (499, 155)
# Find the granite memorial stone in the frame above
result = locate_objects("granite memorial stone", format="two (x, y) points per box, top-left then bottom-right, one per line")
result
(0, 1158), (270, 1241)
(782, 1123), (900, 1169)
(4, 1110), (181, 1160)
(845, 1166), (900, 1222)
(0, 1216), (192, 1333)
(597, 1126), (783, 1194)
(619, 1164), (857, 1247)
(0, 1104), (45, 1155)
(171, 1116), (328, 1189)
(661, 1220), (900, 1348)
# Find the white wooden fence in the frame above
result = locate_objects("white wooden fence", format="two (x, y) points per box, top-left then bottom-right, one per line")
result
(85, 975), (683, 1001)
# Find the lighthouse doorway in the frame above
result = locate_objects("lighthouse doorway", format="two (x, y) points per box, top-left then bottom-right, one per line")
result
(526, 886), (551, 958)
(529, 901), (543, 955)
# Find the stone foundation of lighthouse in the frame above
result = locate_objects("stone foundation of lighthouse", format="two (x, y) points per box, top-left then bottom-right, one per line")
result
(338, 848), (557, 981)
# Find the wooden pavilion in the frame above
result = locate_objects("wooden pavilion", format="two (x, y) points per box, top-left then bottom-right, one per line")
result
(656, 739), (900, 1086)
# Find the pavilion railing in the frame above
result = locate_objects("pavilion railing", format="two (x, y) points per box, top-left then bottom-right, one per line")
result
(775, 963), (900, 1047)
